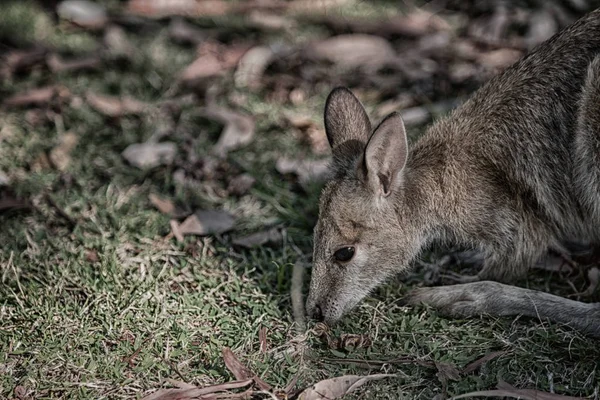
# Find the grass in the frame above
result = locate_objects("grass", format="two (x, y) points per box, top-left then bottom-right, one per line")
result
(1, 1), (599, 399)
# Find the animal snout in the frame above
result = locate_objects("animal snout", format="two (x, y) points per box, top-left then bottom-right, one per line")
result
(309, 304), (324, 322)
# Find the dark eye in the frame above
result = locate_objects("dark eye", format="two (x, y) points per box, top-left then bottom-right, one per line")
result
(334, 246), (355, 262)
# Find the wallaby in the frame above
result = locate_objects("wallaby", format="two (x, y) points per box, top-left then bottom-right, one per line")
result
(305, 8), (600, 337)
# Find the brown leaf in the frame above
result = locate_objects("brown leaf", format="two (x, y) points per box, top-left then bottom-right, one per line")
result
(259, 327), (268, 354)
(305, 34), (396, 70)
(47, 53), (101, 73)
(222, 347), (272, 391)
(148, 194), (175, 215)
(462, 351), (506, 375)
(227, 174), (256, 196)
(104, 25), (135, 58)
(57, 0), (108, 29)
(451, 379), (585, 400)
(1, 48), (47, 79)
(170, 219), (184, 243)
(180, 41), (249, 84)
(247, 11), (294, 31)
(86, 92), (149, 117)
(199, 107), (255, 157)
(298, 374), (396, 400)
(141, 379), (253, 400)
(122, 142), (177, 169)
(232, 228), (282, 249)
(276, 157), (330, 187)
(178, 210), (235, 236)
(339, 333), (371, 351)
(284, 113), (329, 155)
(49, 132), (79, 171)
(14, 385), (29, 400)
(234, 46), (275, 89)
(85, 249), (99, 263)
(435, 361), (461, 383)
(4, 86), (68, 108)
(478, 48), (523, 71)
(127, 0), (233, 18)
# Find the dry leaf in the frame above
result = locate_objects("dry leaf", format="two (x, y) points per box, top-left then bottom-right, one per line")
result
(232, 228), (282, 249)
(4, 86), (68, 108)
(148, 194), (175, 215)
(85, 249), (99, 263)
(170, 219), (184, 243)
(49, 132), (79, 171)
(127, 0), (233, 18)
(306, 34), (396, 70)
(122, 142), (177, 169)
(57, 0), (108, 29)
(180, 42), (248, 84)
(47, 53), (101, 73)
(1, 48), (47, 79)
(462, 351), (506, 375)
(339, 333), (372, 351)
(178, 210), (235, 236)
(285, 113), (329, 154)
(435, 361), (461, 383)
(222, 347), (272, 391)
(199, 107), (255, 157)
(234, 46), (274, 89)
(86, 92), (149, 117)
(247, 11), (293, 31)
(452, 379), (584, 400)
(276, 157), (330, 187)
(104, 25), (135, 58)
(227, 174), (256, 196)
(478, 49), (523, 71)
(259, 327), (268, 354)
(298, 374), (397, 400)
(141, 379), (253, 400)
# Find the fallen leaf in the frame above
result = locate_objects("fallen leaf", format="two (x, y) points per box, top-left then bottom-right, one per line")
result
(247, 11), (293, 31)
(0, 171), (9, 186)
(339, 333), (371, 351)
(435, 361), (461, 383)
(276, 157), (329, 187)
(234, 46), (275, 89)
(141, 379), (253, 400)
(57, 0), (108, 29)
(222, 347), (272, 391)
(47, 53), (101, 73)
(452, 379), (584, 400)
(298, 374), (397, 400)
(4, 86), (69, 108)
(127, 0), (232, 18)
(86, 92), (149, 117)
(468, 5), (510, 46)
(180, 41), (249, 84)
(462, 351), (506, 375)
(573, 266), (600, 297)
(170, 219), (184, 243)
(148, 194), (175, 215)
(478, 48), (523, 71)
(259, 327), (268, 354)
(85, 249), (99, 263)
(122, 142), (177, 169)
(199, 107), (255, 157)
(232, 228), (282, 249)
(306, 34), (396, 70)
(227, 174), (256, 196)
(14, 385), (28, 400)
(49, 132), (79, 171)
(285, 113), (329, 154)
(168, 18), (205, 45)
(178, 210), (235, 236)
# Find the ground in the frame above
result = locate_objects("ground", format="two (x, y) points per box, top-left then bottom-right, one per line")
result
(1, 1), (599, 399)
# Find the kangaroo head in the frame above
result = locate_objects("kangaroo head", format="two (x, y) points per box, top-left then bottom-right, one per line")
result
(306, 87), (422, 324)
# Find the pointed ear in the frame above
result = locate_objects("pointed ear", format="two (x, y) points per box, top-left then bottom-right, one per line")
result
(363, 112), (408, 197)
(324, 87), (371, 151)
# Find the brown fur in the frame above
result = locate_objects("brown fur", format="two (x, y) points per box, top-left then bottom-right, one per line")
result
(306, 8), (600, 337)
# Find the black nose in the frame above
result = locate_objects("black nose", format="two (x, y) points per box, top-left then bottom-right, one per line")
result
(311, 304), (324, 322)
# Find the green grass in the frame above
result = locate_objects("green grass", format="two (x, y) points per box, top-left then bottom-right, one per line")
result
(1, 1), (599, 399)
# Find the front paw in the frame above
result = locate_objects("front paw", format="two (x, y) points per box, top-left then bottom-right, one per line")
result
(400, 282), (504, 318)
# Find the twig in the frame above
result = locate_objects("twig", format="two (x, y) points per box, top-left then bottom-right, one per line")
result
(291, 261), (306, 333)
